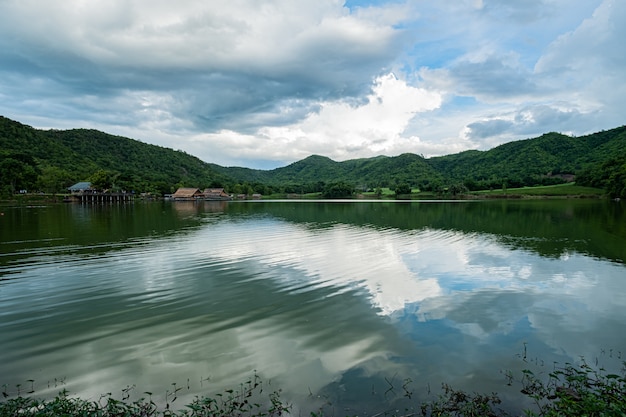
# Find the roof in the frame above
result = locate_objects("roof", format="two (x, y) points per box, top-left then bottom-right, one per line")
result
(68, 182), (92, 191)
(172, 188), (203, 198)
(203, 188), (229, 195)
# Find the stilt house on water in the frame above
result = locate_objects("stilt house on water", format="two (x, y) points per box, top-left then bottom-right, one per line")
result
(66, 181), (133, 203)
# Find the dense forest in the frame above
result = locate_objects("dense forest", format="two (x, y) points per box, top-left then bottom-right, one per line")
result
(1, 115), (625, 198)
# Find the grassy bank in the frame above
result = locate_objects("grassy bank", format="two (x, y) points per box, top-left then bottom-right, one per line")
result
(355, 183), (605, 200)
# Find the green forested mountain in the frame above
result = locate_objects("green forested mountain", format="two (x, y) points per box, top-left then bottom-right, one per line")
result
(243, 154), (439, 185)
(217, 127), (625, 196)
(429, 128), (626, 192)
(1, 115), (624, 198)
(208, 153), (443, 194)
(0, 116), (230, 195)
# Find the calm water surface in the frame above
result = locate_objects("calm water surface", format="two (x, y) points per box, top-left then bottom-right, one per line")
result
(1, 200), (625, 414)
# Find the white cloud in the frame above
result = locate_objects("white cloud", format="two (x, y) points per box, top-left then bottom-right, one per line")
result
(534, 0), (626, 123)
(185, 73), (442, 164)
(406, 0), (622, 152)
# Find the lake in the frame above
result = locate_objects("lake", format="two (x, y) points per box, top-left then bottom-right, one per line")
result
(1, 199), (625, 415)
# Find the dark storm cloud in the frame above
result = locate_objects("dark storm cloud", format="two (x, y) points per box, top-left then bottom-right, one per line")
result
(0, 0), (405, 135)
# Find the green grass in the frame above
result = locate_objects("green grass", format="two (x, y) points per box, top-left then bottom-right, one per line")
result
(359, 183), (606, 200)
(361, 188), (420, 198)
(475, 183), (605, 197)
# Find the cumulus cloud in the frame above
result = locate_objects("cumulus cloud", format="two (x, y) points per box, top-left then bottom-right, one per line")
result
(413, 0), (623, 150)
(0, 1), (400, 106)
(185, 74), (441, 164)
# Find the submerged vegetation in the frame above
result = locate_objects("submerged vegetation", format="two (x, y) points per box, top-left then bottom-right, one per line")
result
(2, 356), (625, 417)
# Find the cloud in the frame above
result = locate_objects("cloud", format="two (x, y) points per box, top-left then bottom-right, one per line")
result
(0, 0), (623, 169)
(185, 73), (442, 164)
(481, 0), (554, 23)
(464, 104), (589, 143)
(420, 53), (539, 102)
(533, 0), (626, 128)
(412, 0), (623, 149)
(536, 0), (626, 75)
(0, 1), (403, 127)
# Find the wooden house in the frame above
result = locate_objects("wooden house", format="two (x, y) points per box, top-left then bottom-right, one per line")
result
(203, 188), (232, 200)
(172, 188), (204, 200)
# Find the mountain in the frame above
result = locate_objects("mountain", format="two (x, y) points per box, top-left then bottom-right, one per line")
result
(216, 127), (625, 193)
(1, 115), (624, 197)
(210, 153), (443, 193)
(429, 128), (626, 191)
(0, 116), (230, 195)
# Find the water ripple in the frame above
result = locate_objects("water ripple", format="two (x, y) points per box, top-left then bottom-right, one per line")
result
(2, 203), (625, 415)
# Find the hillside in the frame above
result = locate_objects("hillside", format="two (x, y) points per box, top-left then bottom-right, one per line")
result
(429, 128), (626, 190)
(1, 115), (624, 198)
(0, 116), (230, 195)
(216, 126), (625, 195)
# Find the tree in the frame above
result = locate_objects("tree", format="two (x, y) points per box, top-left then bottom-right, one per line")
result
(0, 158), (38, 194)
(89, 170), (116, 191)
(577, 154), (626, 198)
(448, 183), (469, 197)
(38, 166), (73, 194)
(606, 161), (626, 199)
(394, 182), (411, 196)
(322, 182), (354, 198)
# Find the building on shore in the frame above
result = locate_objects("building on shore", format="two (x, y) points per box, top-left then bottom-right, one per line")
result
(203, 188), (232, 200)
(171, 188), (204, 200)
(66, 181), (133, 203)
(170, 187), (233, 201)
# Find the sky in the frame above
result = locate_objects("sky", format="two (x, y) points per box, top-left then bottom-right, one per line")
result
(0, 0), (624, 169)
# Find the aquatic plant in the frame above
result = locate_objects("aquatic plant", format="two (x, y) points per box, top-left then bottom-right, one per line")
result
(1, 372), (290, 417)
(2, 358), (625, 417)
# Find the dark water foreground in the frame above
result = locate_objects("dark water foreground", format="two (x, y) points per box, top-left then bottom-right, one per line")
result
(1, 200), (625, 415)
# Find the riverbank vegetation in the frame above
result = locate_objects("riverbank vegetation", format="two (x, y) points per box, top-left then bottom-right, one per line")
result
(2, 356), (625, 416)
(1, 116), (624, 200)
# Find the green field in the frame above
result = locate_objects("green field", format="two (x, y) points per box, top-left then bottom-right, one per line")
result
(475, 182), (605, 196)
(358, 183), (606, 199)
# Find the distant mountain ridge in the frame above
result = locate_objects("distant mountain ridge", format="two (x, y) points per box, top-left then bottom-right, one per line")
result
(1, 115), (625, 197)
(213, 126), (625, 193)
